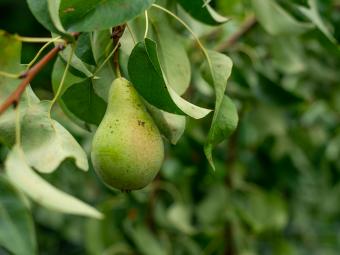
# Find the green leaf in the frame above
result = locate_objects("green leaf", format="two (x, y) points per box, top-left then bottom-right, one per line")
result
(202, 51), (238, 169)
(27, 0), (68, 37)
(256, 73), (305, 105)
(91, 30), (117, 100)
(47, 0), (66, 32)
(0, 42), (89, 173)
(62, 79), (107, 125)
(125, 223), (166, 255)
(0, 30), (24, 109)
(0, 176), (37, 255)
(5, 146), (103, 219)
(51, 57), (89, 128)
(196, 185), (228, 227)
(59, 0), (154, 32)
(20, 101), (89, 173)
(75, 33), (96, 65)
(151, 16), (191, 95)
(298, 0), (337, 44)
(176, 0), (228, 25)
(167, 203), (195, 234)
(128, 38), (211, 119)
(252, 0), (312, 35)
(147, 103), (186, 145)
(270, 36), (305, 74)
(232, 187), (288, 233)
(58, 44), (93, 77)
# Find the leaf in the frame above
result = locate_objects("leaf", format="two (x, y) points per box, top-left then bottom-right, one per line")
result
(256, 73), (305, 105)
(0, 30), (24, 107)
(0, 175), (37, 255)
(0, 33), (87, 175)
(59, 0), (154, 32)
(27, 0), (68, 38)
(5, 146), (103, 219)
(52, 57), (110, 126)
(20, 101), (89, 173)
(298, 0), (337, 44)
(47, 0), (65, 32)
(125, 223), (166, 255)
(75, 33), (96, 65)
(251, 0), (312, 35)
(202, 51), (238, 169)
(167, 203), (195, 234)
(91, 30), (116, 100)
(232, 187), (288, 233)
(151, 16), (191, 95)
(196, 185), (228, 227)
(51, 57), (89, 128)
(270, 36), (305, 74)
(128, 38), (211, 119)
(62, 79), (107, 125)
(147, 103), (186, 145)
(58, 44), (93, 77)
(176, 0), (228, 25)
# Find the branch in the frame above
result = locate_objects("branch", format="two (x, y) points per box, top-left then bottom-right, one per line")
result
(0, 45), (65, 115)
(111, 24), (126, 77)
(0, 32), (80, 116)
(216, 15), (257, 52)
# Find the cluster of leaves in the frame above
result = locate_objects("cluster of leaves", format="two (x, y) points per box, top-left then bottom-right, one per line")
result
(0, 0), (340, 254)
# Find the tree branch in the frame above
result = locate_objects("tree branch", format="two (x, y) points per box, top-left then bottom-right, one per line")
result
(0, 45), (65, 115)
(216, 15), (257, 52)
(0, 32), (80, 116)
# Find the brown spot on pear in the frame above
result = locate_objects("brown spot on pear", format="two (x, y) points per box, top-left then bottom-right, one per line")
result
(91, 78), (164, 191)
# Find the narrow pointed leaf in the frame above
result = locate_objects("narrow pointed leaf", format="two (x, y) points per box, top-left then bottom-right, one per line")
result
(5, 146), (103, 219)
(202, 51), (238, 169)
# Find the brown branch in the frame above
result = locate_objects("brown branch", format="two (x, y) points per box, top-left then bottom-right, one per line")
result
(216, 15), (257, 52)
(111, 25), (126, 77)
(0, 45), (65, 115)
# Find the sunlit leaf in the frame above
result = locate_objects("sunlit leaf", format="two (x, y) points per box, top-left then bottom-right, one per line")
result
(5, 146), (103, 219)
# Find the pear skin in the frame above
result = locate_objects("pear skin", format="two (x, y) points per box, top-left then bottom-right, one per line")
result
(91, 78), (164, 191)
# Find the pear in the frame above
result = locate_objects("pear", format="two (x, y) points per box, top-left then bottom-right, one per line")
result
(91, 78), (164, 191)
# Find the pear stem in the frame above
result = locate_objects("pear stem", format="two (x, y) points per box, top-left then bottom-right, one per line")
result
(111, 25), (126, 78)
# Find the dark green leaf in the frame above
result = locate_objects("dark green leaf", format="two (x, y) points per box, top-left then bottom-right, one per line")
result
(128, 38), (211, 119)
(75, 33), (96, 65)
(59, 0), (154, 32)
(257, 74), (305, 105)
(62, 79), (107, 125)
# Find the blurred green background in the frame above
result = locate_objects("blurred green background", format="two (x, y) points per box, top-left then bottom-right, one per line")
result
(1, 0), (340, 254)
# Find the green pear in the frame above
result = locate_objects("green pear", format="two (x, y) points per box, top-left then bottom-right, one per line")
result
(91, 78), (164, 191)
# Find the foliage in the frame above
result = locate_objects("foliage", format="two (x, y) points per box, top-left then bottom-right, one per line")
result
(0, 0), (339, 254)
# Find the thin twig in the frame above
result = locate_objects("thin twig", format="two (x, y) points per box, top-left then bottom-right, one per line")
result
(216, 15), (257, 52)
(0, 45), (64, 115)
